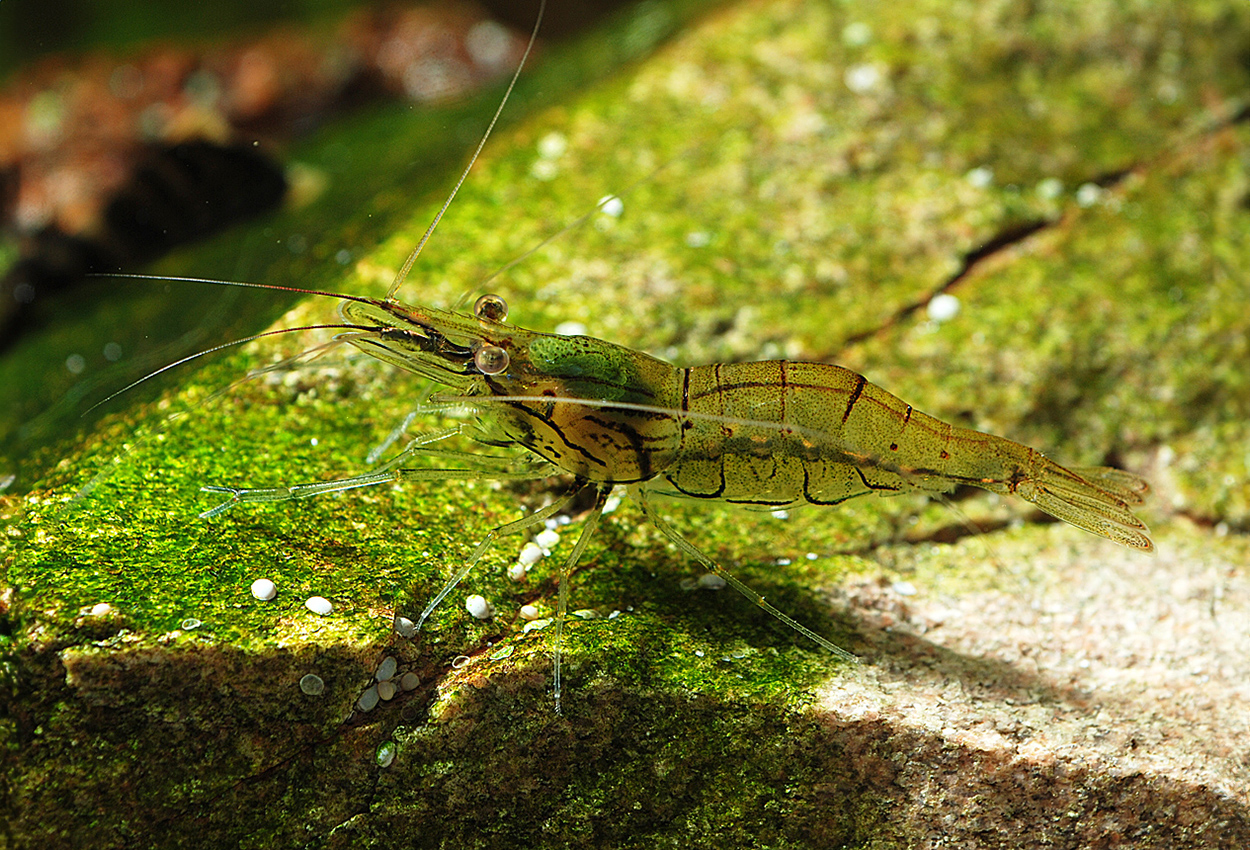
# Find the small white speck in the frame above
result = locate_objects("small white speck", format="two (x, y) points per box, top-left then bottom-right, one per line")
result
(844, 63), (882, 94)
(518, 542), (544, 566)
(535, 528), (560, 550)
(927, 293), (960, 323)
(966, 166), (994, 188)
(555, 321), (587, 336)
(299, 674), (325, 696)
(305, 596), (333, 616)
(393, 615), (416, 638)
(451, 655), (471, 669)
(775, 558), (792, 567)
(598, 195), (624, 218)
(697, 573), (727, 590)
(842, 22), (872, 46)
(892, 581), (918, 596)
(805, 552), (819, 561)
(770, 509), (790, 520)
(377, 680), (396, 701)
(399, 671), (421, 691)
(375, 656), (398, 681)
(357, 685), (380, 711)
(537, 131), (567, 159)
(1036, 177), (1064, 200)
(465, 594), (494, 619)
(531, 159), (559, 181)
(507, 562), (528, 581)
(1075, 182), (1103, 207)
(519, 604), (541, 620)
(250, 578), (277, 601)
(180, 618), (201, 630)
(695, 649), (705, 658)
(89, 602), (113, 617)
(309, 437), (319, 447)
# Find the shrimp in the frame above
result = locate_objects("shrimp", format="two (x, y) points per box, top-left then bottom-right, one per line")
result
(178, 0), (1151, 711)
(204, 288), (1153, 710)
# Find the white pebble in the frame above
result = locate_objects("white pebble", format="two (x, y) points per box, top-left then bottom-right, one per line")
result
(519, 604), (541, 620)
(770, 509), (790, 520)
(375, 656), (398, 681)
(89, 602), (113, 617)
(465, 594), (494, 619)
(927, 293), (960, 323)
(377, 680), (396, 701)
(892, 581), (918, 596)
(1075, 182), (1103, 207)
(534, 528), (560, 550)
(250, 578), (277, 601)
(393, 615), (416, 638)
(537, 131), (567, 159)
(523, 618), (551, 633)
(965, 166), (994, 188)
(507, 562), (528, 581)
(842, 21), (872, 46)
(399, 671), (421, 691)
(180, 618), (202, 630)
(844, 63), (882, 93)
(375, 741), (397, 768)
(305, 596), (333, 616)
(1036, 177), (1064, 200)
(517, 542), (544, 566)
(451, 655), (471, 669)
(299, 674), (325, 696)
(697, 573), (727, 590)
(598, 194), (624, 217)
(357, 685), (380, 712)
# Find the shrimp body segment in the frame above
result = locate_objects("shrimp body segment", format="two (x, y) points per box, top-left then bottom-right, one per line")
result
(341, 296), (1153, 553)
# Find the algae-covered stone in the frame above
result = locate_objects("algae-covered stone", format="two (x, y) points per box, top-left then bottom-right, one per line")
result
(3, 0), (1249, 847)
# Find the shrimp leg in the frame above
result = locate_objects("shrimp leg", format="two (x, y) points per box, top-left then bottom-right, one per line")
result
(198, 423), (556, 518)
(634, 487), (858, 664)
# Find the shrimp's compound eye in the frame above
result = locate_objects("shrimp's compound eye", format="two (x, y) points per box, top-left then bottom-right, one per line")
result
(474, 344), (510, 375)
(474, 293), (508, 322)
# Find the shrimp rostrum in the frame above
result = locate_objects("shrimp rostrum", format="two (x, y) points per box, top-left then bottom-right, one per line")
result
(205, 290), (1153, 708)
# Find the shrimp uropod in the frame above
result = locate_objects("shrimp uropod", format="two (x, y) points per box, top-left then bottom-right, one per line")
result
(204, 287), (1153, 711)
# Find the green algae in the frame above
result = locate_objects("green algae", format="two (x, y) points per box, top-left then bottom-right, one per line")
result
(4, 0), (1250, 846)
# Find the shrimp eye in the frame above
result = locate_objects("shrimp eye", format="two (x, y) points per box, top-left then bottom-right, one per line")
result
(474, 344), (509, 375)
(473, 294), (508, 323)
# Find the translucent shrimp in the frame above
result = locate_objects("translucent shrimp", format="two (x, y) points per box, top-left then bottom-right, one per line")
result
(204, 289), (1153, 711)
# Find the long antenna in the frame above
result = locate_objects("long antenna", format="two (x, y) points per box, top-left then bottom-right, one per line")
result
(385, 0), (547, 301)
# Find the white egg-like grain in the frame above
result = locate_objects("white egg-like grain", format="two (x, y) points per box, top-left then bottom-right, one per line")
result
(250, 578), (277, 601)
(465, 594), (494, 619)
(305, 596), (333, 616)
(375, 656), (398, 681)
(357, 685), (380, 712)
